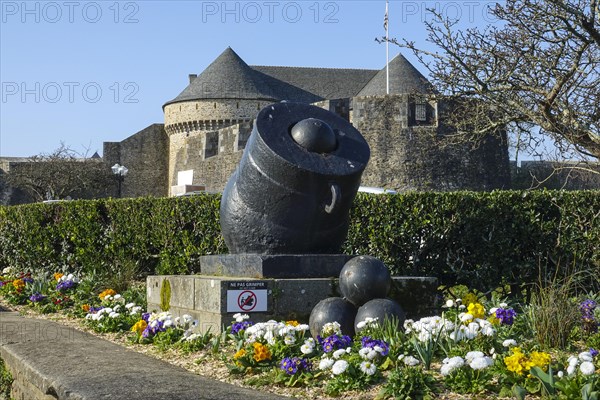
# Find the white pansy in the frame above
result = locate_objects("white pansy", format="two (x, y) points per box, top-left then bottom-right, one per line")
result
(578, 352), (593, 362)
(157, 312), (171, 322)
(108, 312), (120, 319)
(283, 334), (296, 345)
(321, 322), (342, 337)
(465, 322), (480, 339)
(130, 306), (142, 314)
(332, 360), (349, 375)
(458, 305), (466, 310)
(441, 356), (464, 376)
(113, 294), (122, 300)
(460, 313), (474, 322)
(319, 358), (334, 370)
(489, 307), (498, 314)
(557, 371), (564, 378)
(233, 313), (249, 322)
(278, 326), (294, 337)
(360, 361), (377, 375)
(568, 355), (579, 366)
(264, 331), (276, 345)
(567, 364), (577, 376)
(104, 295), (113, 302)
(580, 361), (596, 376)
(358, 347), (378, 360)
(469, 356), (493, 370)
(163, 319), (173, 328)
(295, 324), (309, 332)
(2, 267), (12, 274)
(499, 302), (508, 308)
(333, 349), (347, 359)
(356, 321), (367, 330)
(185, 333), (200, 341)
(445, 299), (455, 308)
(403, 356), (420, 366)
(465, 351), (485, 362)
(503, 339), (517, 347)
(125, 302), (135, 309)
(300, 344), (314, 355)
(104, 307), (113, 314)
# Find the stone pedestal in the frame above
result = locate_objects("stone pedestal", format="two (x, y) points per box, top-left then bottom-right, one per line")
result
(198, 254), (353, 278)
(146, 274), (439, 334)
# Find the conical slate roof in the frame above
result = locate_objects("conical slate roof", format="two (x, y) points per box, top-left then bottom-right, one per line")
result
(164, 47), (278, 106)
(357, 53), (433, 96)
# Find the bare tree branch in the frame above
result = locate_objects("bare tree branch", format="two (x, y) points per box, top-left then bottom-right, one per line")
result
(380, 0), (600, 167)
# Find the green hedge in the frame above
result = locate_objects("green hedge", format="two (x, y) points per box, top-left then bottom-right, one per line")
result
(1, 191), (598, 293)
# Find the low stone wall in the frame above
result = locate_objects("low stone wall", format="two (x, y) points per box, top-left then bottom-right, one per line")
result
(147, 275), (439, 334)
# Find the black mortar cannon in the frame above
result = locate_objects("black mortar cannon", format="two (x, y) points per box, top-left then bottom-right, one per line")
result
(220, 102), (370, 254)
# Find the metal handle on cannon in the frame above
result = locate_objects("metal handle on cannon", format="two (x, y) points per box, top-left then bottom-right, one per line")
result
(325, 184), (341, 214)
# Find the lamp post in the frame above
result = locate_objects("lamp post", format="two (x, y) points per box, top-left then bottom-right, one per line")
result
(111, 163), (128, 198)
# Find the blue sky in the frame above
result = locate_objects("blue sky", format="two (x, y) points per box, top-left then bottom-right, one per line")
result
(1, 0), (499, 157)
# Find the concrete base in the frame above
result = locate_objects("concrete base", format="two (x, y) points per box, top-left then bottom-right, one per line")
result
(147, 275), (439, 334)
(198, 254), (353, 278)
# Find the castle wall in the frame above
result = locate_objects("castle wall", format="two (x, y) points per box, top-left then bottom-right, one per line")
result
(164, 100), (265, 135)
(168, 122), (253, 192)
(104, 124), (169, 198)
(351, 95), (511, 191)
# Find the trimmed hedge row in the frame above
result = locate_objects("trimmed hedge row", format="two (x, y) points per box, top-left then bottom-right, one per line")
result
(0, 191), (598, 293)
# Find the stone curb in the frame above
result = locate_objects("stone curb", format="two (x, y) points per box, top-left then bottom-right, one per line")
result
(0, 312), (288, 400)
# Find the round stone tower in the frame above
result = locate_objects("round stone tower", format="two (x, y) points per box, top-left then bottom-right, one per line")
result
(163, 47), (279, 190)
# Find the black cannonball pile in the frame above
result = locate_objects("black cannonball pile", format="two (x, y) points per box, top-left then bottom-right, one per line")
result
(309, 255), (406, 338)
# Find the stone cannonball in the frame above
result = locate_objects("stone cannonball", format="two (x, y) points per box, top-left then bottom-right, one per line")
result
(290, 118), (337, 153)
(354, 298), (406, 333)
(339, 255), (391, 307)
(309, 297), (357, 339)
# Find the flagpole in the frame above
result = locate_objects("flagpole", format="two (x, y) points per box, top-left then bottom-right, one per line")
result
(385, 0), (390, 95)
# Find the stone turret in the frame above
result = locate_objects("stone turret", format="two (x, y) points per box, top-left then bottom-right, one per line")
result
(163, 47), (278, 135)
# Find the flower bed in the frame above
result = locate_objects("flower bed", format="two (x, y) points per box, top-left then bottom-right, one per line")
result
(1, 267), (599, 399)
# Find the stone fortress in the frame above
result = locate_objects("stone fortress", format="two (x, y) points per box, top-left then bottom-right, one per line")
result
(159, 47), (510, 196)
(2, 47), (598, 204)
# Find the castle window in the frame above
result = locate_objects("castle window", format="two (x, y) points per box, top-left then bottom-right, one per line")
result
(409, 100), (436, 126)
(415, 103), (427, 122)
(237, 102), (239, 109)
(214, 103), (217, 109)
(257, 103), (260, 110)
(204, 131), (219, 159)
(196, 103), (198, 110)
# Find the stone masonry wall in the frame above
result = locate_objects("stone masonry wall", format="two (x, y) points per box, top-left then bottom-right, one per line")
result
(104, 124), (169, 198)
(351, 95), (511, 191)
(164, 99), (265, 135)
(168, 122), (253, 191)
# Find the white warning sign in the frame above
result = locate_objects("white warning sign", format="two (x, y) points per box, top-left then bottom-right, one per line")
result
(227, 281), (268, 313)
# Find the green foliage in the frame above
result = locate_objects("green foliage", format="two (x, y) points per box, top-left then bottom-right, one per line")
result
(442, 365), (495, 395)
(1, 191), (599, 295)
(0, 358), (13, 400)
(377, 366), (437, 400)
(524, 276), (585, 349)
(160, 279), (171, 312)
(345, 190), (600, 295)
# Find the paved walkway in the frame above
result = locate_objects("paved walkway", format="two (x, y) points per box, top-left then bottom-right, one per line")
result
(0, 311), (288, 400)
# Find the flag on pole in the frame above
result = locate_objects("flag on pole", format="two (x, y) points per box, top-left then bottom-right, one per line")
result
(383, 1), (389, 32)
(384, 0), (390, 94)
